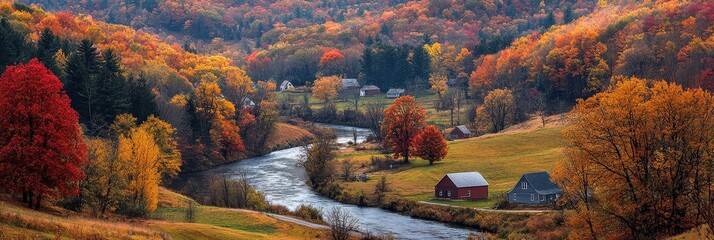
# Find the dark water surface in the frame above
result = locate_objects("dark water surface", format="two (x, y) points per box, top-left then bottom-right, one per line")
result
(186, 124), (476, 239)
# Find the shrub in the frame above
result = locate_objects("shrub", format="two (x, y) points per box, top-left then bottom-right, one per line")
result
(294, 204), (323, 222)
(266, 204), (291, 215)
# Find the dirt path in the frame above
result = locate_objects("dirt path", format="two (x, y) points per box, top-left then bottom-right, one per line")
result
(418, 201), (560, 214)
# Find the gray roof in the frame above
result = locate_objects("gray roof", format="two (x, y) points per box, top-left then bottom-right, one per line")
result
(455, 125), (471, 135)
(444, 172), (489, 188)
(521, 172), (561, 195)
(387, 88), (405, 94)
(341, 78), (360, 88)
(361, 85), (380, 91)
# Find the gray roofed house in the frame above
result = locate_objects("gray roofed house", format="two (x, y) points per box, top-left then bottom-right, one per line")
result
(507, 171), (562, 204)
(341, 78), (360, 89)
(386, 88), (406, 98)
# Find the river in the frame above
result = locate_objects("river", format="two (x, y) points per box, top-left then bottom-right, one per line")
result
(187, 124), (476, 239)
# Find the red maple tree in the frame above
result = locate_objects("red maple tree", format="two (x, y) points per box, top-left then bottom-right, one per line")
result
(381, 96), (426, 164)
(0, 59), (87, 209)
(412, 125), (448, 165)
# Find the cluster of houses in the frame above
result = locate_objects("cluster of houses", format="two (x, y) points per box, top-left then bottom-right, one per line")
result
(279, 79), (407, 99)
(435, 171), (562, 205)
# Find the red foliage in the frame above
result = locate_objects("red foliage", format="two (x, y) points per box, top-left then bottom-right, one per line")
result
(382, 96), (426, 163)
(319, 49), (345, 67)
(220, 120), (246, 161)
(0, 59), (87, 207)
(412, 125), (448, 165)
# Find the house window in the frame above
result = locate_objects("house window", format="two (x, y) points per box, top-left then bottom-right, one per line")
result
(466, 190), (471, 197)
(556, 194), (560, 199)
(438, 190), (443, 197)
(530, 194), (534, 201)
(540, 195), (545, 201)
(513, 193), (517, 200)
(447, 190), (452, 197)
(522, 182), (528, 189)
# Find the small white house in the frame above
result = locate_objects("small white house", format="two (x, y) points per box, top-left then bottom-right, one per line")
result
(280, 80), (294, 92)
(386, 88), (406, 98)
(241, 97), (256, 109)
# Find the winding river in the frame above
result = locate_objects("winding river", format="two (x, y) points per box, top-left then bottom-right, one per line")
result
(187, 124), (476, 239)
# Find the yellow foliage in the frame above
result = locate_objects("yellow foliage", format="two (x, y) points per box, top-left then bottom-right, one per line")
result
(118, 128), (161, 211)
(140, 116), (182, 181)
(312, 75), (341, 103)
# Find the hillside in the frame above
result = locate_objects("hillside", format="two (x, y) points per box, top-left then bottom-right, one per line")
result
(0, 188), (328, 239)
(16, 0), (599, 85)
(339, 116), (567, 208)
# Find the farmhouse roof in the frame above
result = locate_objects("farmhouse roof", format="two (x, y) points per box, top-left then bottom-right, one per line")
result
(521, 172), (561, 195)
(361, 85), (380, 91)
(387, 88), (405, 94)
(443, 172), (489, 188)
(341, 78), (360, 88)
(455, 125), (471, 135)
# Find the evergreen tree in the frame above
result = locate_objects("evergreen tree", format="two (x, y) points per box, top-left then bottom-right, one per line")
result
(96, 49), (131, 128)
(128, 75), (158, 122)
(64, 39), (102, 133)
(0, 18), (34, 72)
(35, 29), (61, 76)
(542, 12), (556, 29)
(563, 5), (575, 24)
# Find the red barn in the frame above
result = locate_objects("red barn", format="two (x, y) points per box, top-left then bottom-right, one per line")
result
(435, 172), (489, 200)
(449, 125), (472, 140)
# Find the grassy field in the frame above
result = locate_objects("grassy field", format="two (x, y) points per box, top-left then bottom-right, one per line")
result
(339, 124), (566, 208)
(278, 91), (468, 128)
(0, 187), (328, 240)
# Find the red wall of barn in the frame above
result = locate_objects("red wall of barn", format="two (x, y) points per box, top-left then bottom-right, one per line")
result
(435, 176), (488, 200)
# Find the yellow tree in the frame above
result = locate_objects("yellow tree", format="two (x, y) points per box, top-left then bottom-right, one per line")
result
(424, 42), (445, 76)
(429, 73), (448, 99)
(140, 115), (182, 182)
(553, 77), (714, 239)
(118, 128), (161, 212)
(476, 89), (515, 132)
(81, 138), (128, 215)
(313, 75), (341, 104)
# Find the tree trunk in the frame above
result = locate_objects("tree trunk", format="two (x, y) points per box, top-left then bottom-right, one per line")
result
(22, 188), (28, 203)
(27, 191), (33, 208)
(34, 193), (42, 210)
(403, 149), (409, 164)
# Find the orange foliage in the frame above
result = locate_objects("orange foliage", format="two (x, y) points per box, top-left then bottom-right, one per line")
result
(381, 96), (426, 164)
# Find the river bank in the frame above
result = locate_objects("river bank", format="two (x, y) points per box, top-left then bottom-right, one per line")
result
(318, 123), (570, 239)
(178, 124), (477, 239)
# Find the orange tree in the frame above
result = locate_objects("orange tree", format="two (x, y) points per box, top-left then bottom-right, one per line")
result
(412, 125), (448, 165)
(0, 59), (87, 209)
(552, 77), (714, 239)
(381, 96), (426, 164)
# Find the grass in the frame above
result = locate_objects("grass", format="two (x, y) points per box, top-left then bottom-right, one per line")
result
(0, 187), (328, 240)
(340, 125), (566, 208)
(265, 123), (316, 150)
(278, 91), (468, 128)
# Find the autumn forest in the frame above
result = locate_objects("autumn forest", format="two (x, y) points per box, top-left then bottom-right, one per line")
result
(2, 0), (714, 239)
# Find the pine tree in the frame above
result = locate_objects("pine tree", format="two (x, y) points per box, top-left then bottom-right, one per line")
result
(35, 29), (61, 75)
(128, 75), (158, 122)
(64, 39), (102, 133)
(96, 49), (131, 128)
(0, 18), (34, 72)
